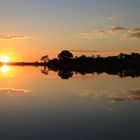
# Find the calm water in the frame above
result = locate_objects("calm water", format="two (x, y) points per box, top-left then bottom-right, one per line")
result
(0, 65), (140, 140)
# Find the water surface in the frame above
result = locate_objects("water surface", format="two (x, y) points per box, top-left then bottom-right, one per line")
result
(0, 66), (140, 140)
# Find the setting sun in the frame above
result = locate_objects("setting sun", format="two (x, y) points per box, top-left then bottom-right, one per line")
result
(0, 56), (10, 62)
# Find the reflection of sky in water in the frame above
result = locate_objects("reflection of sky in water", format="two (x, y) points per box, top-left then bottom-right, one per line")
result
(0, 66), (140, 139)
(79, 88), (140, 102)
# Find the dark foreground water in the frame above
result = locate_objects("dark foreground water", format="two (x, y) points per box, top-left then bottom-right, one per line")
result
(0, 66), (140, 140)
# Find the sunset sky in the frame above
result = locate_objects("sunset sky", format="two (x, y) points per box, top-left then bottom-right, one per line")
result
(0, 0), (140, 61)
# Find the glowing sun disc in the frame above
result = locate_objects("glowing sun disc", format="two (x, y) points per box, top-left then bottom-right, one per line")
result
(1, 56), (10, 62)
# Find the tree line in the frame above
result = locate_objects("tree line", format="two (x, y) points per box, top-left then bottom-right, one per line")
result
(40, 50), (140, 79)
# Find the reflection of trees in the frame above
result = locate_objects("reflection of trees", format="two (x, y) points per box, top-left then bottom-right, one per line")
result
(118, 70), (140, 78)
(40, 67), (140, 79)
(58, 70), (73, 79)
(41, 66), (49, 75)
(40, 66), (74, 79)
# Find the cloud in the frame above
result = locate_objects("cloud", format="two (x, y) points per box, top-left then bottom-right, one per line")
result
(0, 88), (31, 94)
(128, 28), (140, 33)
(94, 30), (105, 36)
(125, 28), (140, 39)
(0, 35), (26, 40)
(108, 26), (126, 33)
(108, 16), (118, 20)
(125, 32), (140, 39)
(78, 26), (140, 40)
(70, 50), (106, 53)
(78, 32), (93, 39)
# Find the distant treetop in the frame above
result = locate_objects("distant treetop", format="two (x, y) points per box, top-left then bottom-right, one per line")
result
(58, 50), (73, 60)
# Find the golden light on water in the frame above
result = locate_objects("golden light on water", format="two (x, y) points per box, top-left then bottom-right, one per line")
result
(0, 56), (10, 62)
(1, 65), (10, 74)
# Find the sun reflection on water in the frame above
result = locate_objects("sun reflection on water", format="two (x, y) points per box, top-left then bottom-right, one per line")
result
(1, 65), (10, 74)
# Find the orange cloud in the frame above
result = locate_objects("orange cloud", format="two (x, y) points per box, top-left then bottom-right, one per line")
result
(0, 35), (26, 40)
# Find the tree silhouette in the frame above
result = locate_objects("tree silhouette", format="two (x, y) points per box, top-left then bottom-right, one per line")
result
(40, 55), (49, 63)
(58, 50), (73, 60)
(40, 51), (140, 79)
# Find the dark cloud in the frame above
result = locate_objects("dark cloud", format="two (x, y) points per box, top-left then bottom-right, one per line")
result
(128, 28), (140, 32)
(108, 26), (126, 32)
(0, 35), (25, 40)
(125, 31), (140, 39)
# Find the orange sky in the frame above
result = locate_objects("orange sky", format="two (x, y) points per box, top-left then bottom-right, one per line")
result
(0, 0), (140, 62)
